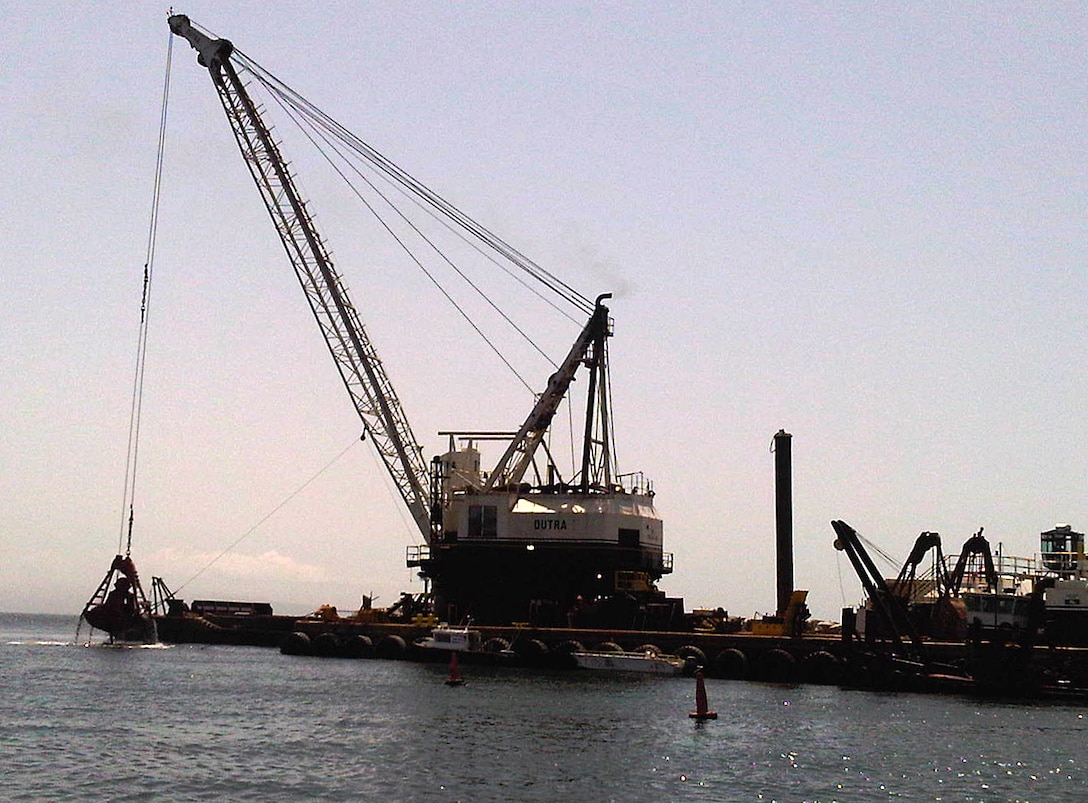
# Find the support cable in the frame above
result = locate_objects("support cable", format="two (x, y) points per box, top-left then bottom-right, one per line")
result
(265, 88), (538, 393)
(261, 71), (582, 328)
(266, 85), (559, 366)
(118, 31), (174, 556)
(171, 439), (360, 595)
(234, 50), (594, 315)
(856, 529), (901, 576)
(604, 340), (620, 482)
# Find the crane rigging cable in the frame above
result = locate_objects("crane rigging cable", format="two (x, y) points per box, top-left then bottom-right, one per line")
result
(117, 31), (175, 556)
(258, 76), (583, 332)
(217, 51), (605, 406)
(265, 86), (570, 359)
(854, 528), (902, 575)
(78, 31), (175, 645)
(168, 439), (362, 596)
(232, 48), (595, 317)
(267, 91), (541, 393)
(227, 52), (591, 389)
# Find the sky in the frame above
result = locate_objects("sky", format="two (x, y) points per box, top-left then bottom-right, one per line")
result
(3, 2), (1086, 621)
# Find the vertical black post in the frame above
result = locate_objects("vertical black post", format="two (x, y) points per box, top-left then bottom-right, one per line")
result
(840, 607), (856, 644)
(773, 429), (793, 615)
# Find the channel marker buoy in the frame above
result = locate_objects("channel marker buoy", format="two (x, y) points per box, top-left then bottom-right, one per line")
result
(689, 670), (717, 720)
(445, 651), (465, 686)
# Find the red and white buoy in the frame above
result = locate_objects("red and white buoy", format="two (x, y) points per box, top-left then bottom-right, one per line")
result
(445, 651), (465, 686)
(689, 670), (717, 720)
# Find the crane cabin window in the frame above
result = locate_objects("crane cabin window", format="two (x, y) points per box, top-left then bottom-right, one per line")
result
(469, 505), (497, 539)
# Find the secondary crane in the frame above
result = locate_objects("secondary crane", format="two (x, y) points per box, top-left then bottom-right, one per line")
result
(832, 519), (927, 662)
(949, 528), (999, 596)
(890, 531), (952, 603)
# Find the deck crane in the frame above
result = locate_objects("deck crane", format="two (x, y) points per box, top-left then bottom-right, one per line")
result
(832, 519), (927, 662)
(890, 531), (952, 603)
(888, 531), (972, 642)
(949, 528), (999, 596)
(168, 15), (433, 542)
(169, 16), (673, 626)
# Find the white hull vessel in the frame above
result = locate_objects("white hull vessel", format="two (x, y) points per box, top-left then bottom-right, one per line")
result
(415, 625), (482, 652)
(572, 650), (686, 675)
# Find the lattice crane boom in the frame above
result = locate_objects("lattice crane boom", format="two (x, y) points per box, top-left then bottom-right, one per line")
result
(169, 15), (433, 542)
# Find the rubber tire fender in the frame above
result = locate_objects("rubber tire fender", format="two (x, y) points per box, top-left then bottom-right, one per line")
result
(552, 639), (585, 656)
(376, 634), (407, 659)
(280, 631), (312, 656)
(713, 647), (747, 679)
(759, 648), (797, 683)
(341, 634), (374, 659)
(516, 638), (550, 660)
(312, 632), (341, 658)
(802, 650), (841, 685)
(676, 645), (708, 668)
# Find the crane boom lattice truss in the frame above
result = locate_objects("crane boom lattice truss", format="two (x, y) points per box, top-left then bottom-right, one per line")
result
(169, 16), (432, 542)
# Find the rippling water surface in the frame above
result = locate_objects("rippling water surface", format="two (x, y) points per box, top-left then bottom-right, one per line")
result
(2, 613), (1086, 801)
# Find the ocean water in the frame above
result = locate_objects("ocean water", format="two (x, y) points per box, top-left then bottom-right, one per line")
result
(1, 613), (1085, 802)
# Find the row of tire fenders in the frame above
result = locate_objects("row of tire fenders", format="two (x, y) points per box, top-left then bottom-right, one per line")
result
(280, 629), (842, 686)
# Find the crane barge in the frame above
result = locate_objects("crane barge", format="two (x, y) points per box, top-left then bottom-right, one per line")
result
(141, 17), (1088, 698)
(166, 15), (674, 627)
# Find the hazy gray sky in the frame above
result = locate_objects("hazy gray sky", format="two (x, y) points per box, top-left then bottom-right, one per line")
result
(3, 2), (1086, 620)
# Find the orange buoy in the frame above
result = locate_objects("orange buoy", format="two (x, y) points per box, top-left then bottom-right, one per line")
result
(689, 670), (717, 720)
(445, 651), (465, 686)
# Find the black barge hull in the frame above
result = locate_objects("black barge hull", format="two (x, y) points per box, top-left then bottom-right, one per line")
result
(154, 611), (1088, 695)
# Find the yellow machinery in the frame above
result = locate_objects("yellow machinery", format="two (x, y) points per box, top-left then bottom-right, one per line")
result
(750, 590), (810, 636)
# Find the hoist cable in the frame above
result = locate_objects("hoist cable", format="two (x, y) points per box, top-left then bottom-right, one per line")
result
(261, 73), (581, 329)
(856, 530), (901, 574)
(261, 74), (575, 358)
(287, 94), (583, 322)
(567, 396), (577, 474)
(118, 31), (174, 556)
(604, 340), (619, 481)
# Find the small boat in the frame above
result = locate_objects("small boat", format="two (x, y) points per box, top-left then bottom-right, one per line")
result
(415, 624), (483, 653)
(572, 649), (686, 675)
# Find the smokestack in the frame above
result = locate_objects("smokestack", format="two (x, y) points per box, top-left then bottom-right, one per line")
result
(773, 429), (793, 615)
